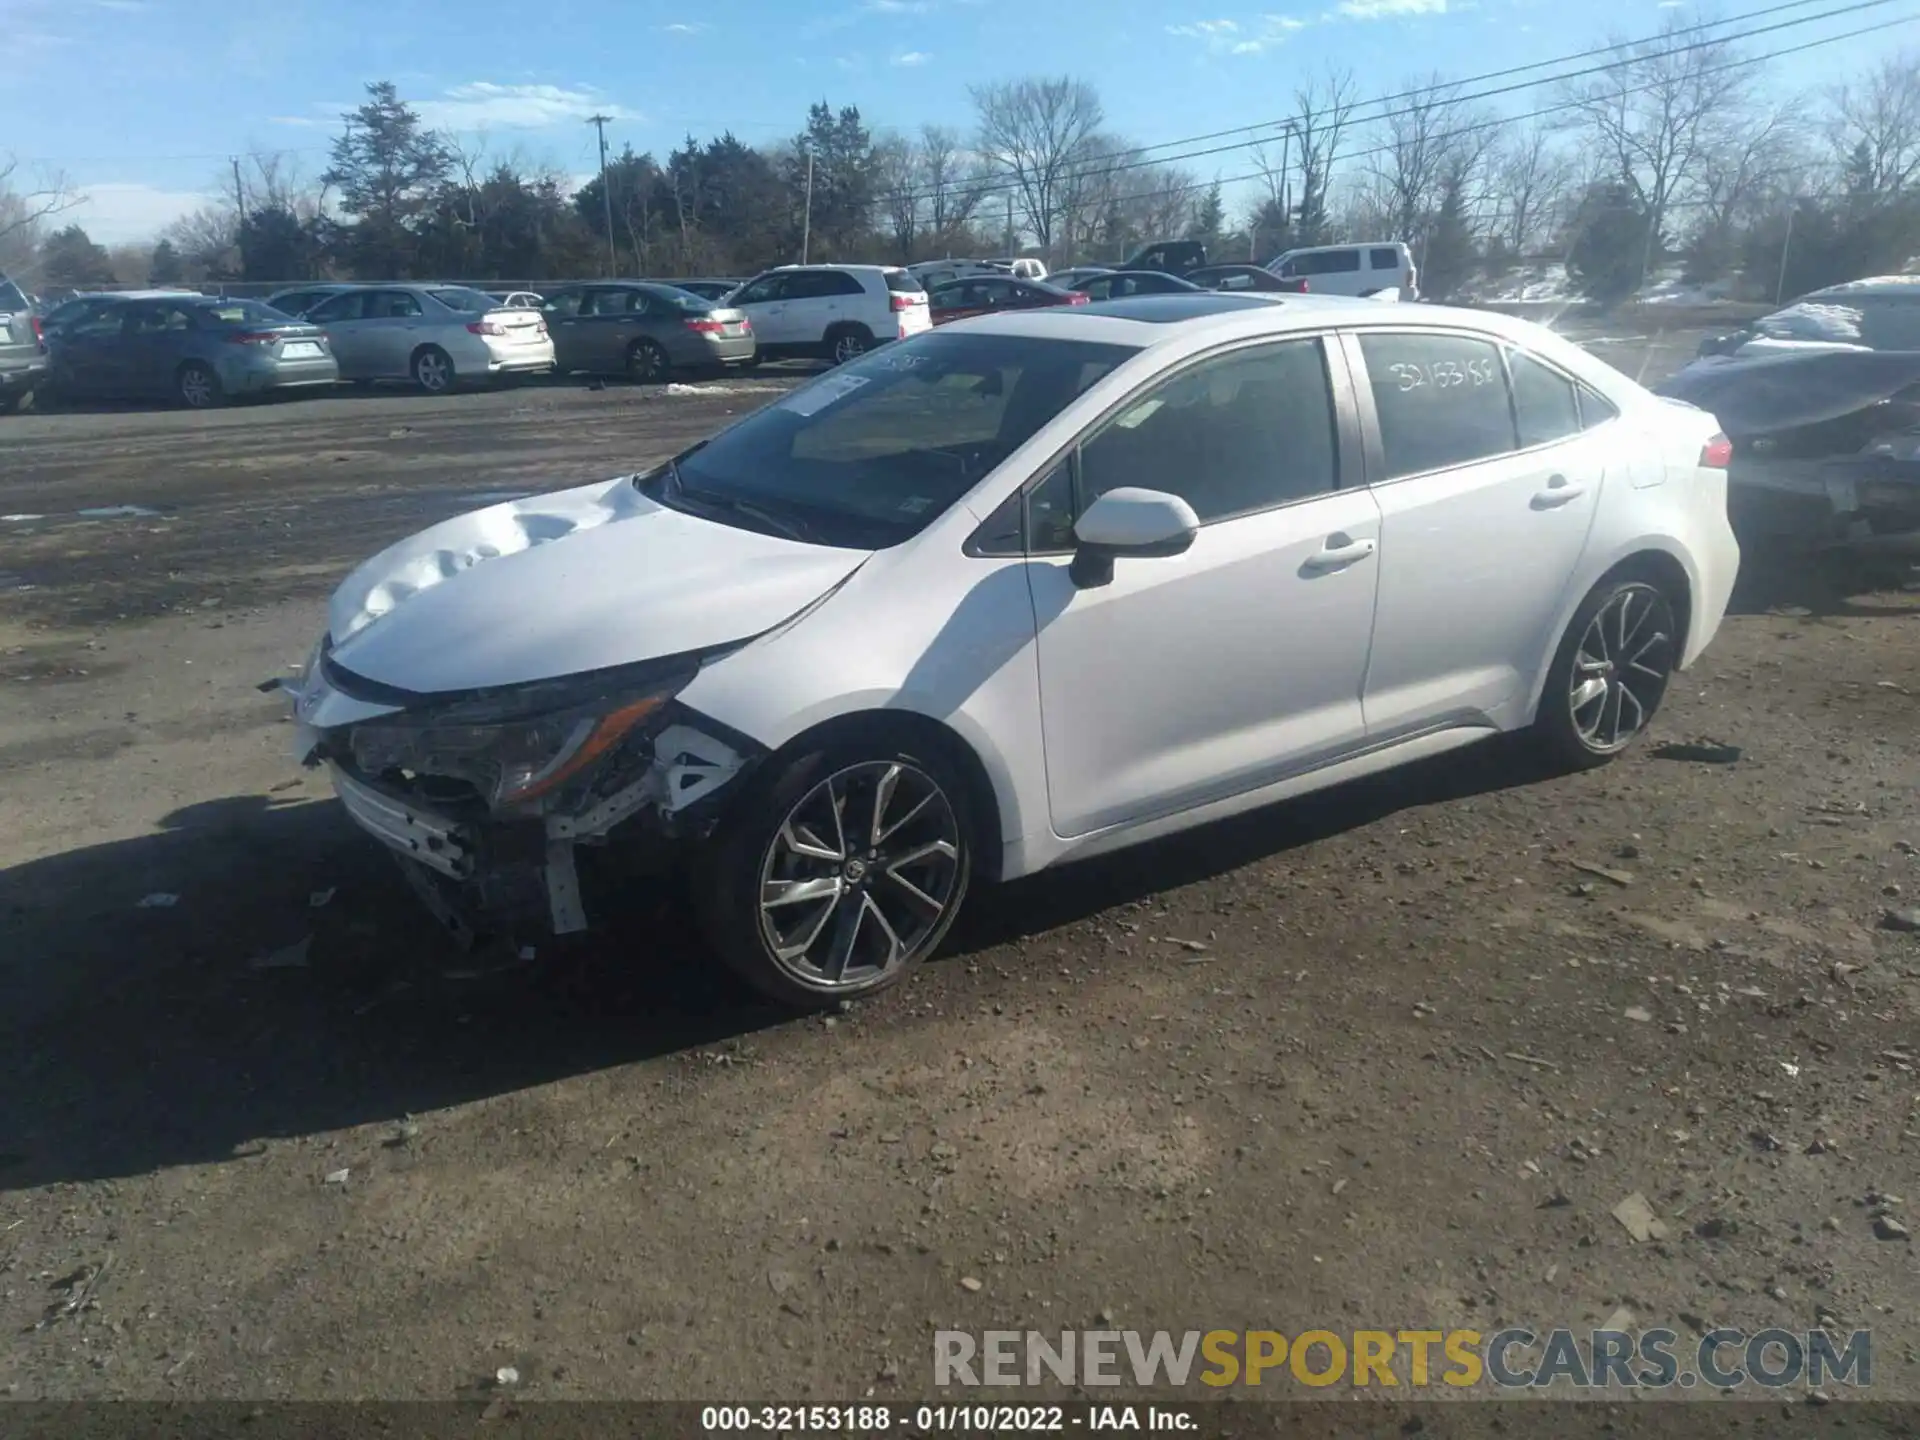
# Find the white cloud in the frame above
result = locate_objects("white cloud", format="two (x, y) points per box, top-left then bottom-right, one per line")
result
(412, 82), (641, 131)
(866, 0), (934, 11)
(1166, 17), (1237, 36)
(890, 49), (931, 65)
(660, 20), (709, 32)
(65, 182), (211, 244)
(1336, 0), (1445, 16)
(1169, 13), (1307, 53)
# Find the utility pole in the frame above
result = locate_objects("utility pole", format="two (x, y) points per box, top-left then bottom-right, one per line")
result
(587, 114), (617, 277)
(231, 158), (247, 225)
(1003, 192), (1014, 258)
(800, 146), (814, 265)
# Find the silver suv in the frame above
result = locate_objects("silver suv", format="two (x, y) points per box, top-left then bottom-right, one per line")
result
(0, 274), (45, 413)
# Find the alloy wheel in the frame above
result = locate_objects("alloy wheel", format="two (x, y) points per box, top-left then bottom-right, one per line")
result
(178, 365), (216, 408)
(1569, 583), (1673, 753)
(831, 331), (868, 365)
(414, 351), (452, 393)
(756, 760), (961, 990)
(627, 342), (666, 383)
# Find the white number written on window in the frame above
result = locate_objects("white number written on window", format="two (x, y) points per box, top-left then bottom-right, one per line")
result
(1385, 357), (1498, 393)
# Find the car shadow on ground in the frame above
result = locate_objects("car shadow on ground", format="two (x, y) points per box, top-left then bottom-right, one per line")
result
(1726, 529), (1919, 619)
(1, 735), (1557, 1193)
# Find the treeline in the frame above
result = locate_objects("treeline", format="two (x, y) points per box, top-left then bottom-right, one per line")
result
(6, 20), (1918, 305)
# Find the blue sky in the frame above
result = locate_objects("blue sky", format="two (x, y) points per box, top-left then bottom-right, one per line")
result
(1, 0), (1907, 242)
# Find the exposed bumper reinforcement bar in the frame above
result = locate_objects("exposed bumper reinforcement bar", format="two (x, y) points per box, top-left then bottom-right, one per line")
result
(329, 764), (476, 880)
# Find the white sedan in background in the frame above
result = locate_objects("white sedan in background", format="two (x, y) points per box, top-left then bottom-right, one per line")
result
(287, 292), (1739, 1008)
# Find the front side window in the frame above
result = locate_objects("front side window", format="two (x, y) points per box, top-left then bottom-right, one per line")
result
(308, 292), (367, 323)
(1507, 349), (1582, 448)
(661, 331), (1134, 549)
(367, 291), (423, 319)
(733, 274), (787, 305)
(1079, 338), (1339, 523)
(1358, 331), (1514, 479)
(68, 306), (125, 339)
(542, 289), (584, 318)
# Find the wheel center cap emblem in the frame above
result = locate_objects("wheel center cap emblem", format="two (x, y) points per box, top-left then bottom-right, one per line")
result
(843, 859), (868, 882)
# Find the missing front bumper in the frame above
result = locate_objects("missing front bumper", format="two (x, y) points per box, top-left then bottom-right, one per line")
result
(325, 719), (748, 944)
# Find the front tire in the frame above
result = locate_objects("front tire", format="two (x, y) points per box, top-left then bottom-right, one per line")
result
(411, 346), (455, 394)
(1533, 575), (1677, 769)
(176, 361), (223, 409)
(698, 738), (975, 1009)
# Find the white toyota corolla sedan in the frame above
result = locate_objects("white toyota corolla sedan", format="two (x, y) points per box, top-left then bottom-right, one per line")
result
(286, 292), (1739, 1008)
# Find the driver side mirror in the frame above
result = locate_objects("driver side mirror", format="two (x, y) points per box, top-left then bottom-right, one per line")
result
(1067, 487), (1200, 589)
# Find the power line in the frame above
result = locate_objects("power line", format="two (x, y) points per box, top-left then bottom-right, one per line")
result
(586, 113), (617, 276)
(887, 0), (1912, 216)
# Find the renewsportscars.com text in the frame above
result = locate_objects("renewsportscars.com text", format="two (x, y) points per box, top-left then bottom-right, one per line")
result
(934, 1328), (1872, 1391)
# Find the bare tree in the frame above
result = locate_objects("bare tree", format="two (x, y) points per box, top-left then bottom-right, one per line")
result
(1827, 52), (1920, 198)
(1556, 9), (1758, 266)
(970, 76), (1105, 255)
(1492, 124), (1572, 257)
(0, 156), (81, 271)
(919, 124), (989, 248)
(1374, 75), (1463, 242)
(1693, 104), (1799, 239)
(162, 206), (241, 280)
(1292, 67), (1360, 245)
(871, 132), (919, 260)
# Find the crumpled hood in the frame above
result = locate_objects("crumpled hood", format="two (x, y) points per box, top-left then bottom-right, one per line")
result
(324, 476), (869, 694)
(1654, 347), (1920, 439)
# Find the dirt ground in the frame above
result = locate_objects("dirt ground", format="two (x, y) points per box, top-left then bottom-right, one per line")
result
(1, 320), (1917, 1414)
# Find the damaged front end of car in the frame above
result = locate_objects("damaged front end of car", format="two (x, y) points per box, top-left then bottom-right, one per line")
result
(285, 641), (760, 948)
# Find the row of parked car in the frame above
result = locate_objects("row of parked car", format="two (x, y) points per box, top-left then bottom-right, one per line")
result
(0, 239), (1418, 410)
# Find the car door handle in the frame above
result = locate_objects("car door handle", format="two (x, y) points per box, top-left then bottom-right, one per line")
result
(1303, 535), (1376, 570)
(1533, 475), (1586, 508)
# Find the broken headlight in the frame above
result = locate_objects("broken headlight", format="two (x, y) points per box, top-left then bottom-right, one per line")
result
(346, 665), (695, 813)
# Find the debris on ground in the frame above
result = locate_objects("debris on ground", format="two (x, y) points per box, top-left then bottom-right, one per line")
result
(494, 1366), (520, 1387)
(250, 935), (312, 970)
(1873, 1216), (1910, 1241)
(135, 893), (178, 909)
(32, 1255), (112, 1331)
(1572, 860), (1635, 887)
(1649, 740), (1743, 764)
(1611, 1191), (1670, 1242)
(1880, 907), (1920, 933)
(323, 1168), (350, 1186)
(959, 1276), (983, 1292)
(308, 888), (336, 909)
(1623, 1006), (1654, 1023)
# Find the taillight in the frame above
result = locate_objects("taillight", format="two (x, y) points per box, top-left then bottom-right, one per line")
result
(30, 316), (44, 343)
(890, 293), (921, 312)
(683, 318), (725, 334)
(467, 320), (507, 336)
(224, 331), (279, 345)
(1065, 292), (1089, 305)
(1700, 433), (1733, 469)
(1296, 280), (1309, 293)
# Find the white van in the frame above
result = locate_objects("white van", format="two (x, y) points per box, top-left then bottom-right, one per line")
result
(1268, 243), (1417, 299)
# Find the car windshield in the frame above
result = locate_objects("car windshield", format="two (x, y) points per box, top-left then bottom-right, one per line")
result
(652, 286), (716, 314)
(426, 288), (499, 312)
(654, 330), (1136, 549)
(1749, 296), (1920, 352)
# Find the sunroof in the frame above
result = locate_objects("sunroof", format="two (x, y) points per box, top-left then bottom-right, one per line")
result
(1077, 293), (1287, 324)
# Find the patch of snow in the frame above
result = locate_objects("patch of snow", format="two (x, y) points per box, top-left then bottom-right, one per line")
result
(76, 505), (161, 519)
(664, 382), (789, 396)
(1638, 275), (1739, 306)
(2, 514), (45, 522)
(1753, 301), (1865, 344)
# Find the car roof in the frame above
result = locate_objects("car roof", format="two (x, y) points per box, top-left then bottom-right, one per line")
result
(953, 293), (1586, 353)
(767, 263), (900, 274)
(1804, 275), (1920, 301)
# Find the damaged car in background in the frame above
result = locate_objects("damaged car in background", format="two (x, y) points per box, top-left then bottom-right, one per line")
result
(1659, 276), (1920, 568)
(283, 294), (1737, 1010)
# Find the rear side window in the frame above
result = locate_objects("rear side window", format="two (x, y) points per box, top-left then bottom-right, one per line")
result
(1370, 248), (1401, 271)
(426, 287), (496, 312)
(1577, 385), (1619, 427)
(1507, 349), (1582, 448)
(1359, 331), (1515, 479)
(884, 269), (924, 294)
(0, 280), (30, 313)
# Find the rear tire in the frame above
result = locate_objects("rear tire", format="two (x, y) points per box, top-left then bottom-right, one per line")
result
(176, 361), (223, 410)
(825, 324), (873, 366)
(625, 339), (670, 385)
(0, 388), (21, 415)
(1532, 575), (1678, 770)
(411, 346), (455, 394)
(697, 734), (975, 1010)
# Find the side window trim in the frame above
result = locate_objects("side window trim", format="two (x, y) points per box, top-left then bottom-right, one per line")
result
(1341, 325), (1527, 486)
(962, 332), (1355, 556)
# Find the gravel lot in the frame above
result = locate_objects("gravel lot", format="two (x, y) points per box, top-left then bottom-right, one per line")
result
(2, 317), (1917, 1413)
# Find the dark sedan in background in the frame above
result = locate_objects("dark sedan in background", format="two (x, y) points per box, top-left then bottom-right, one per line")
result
(926, 276), (1089, 326)
(540, 281), (755, 382)
(671, 278), (745, 302)
(1065, 270), (1205, 302)
(1184, 263), (1309, 294)
(42, 296), (338, 408)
